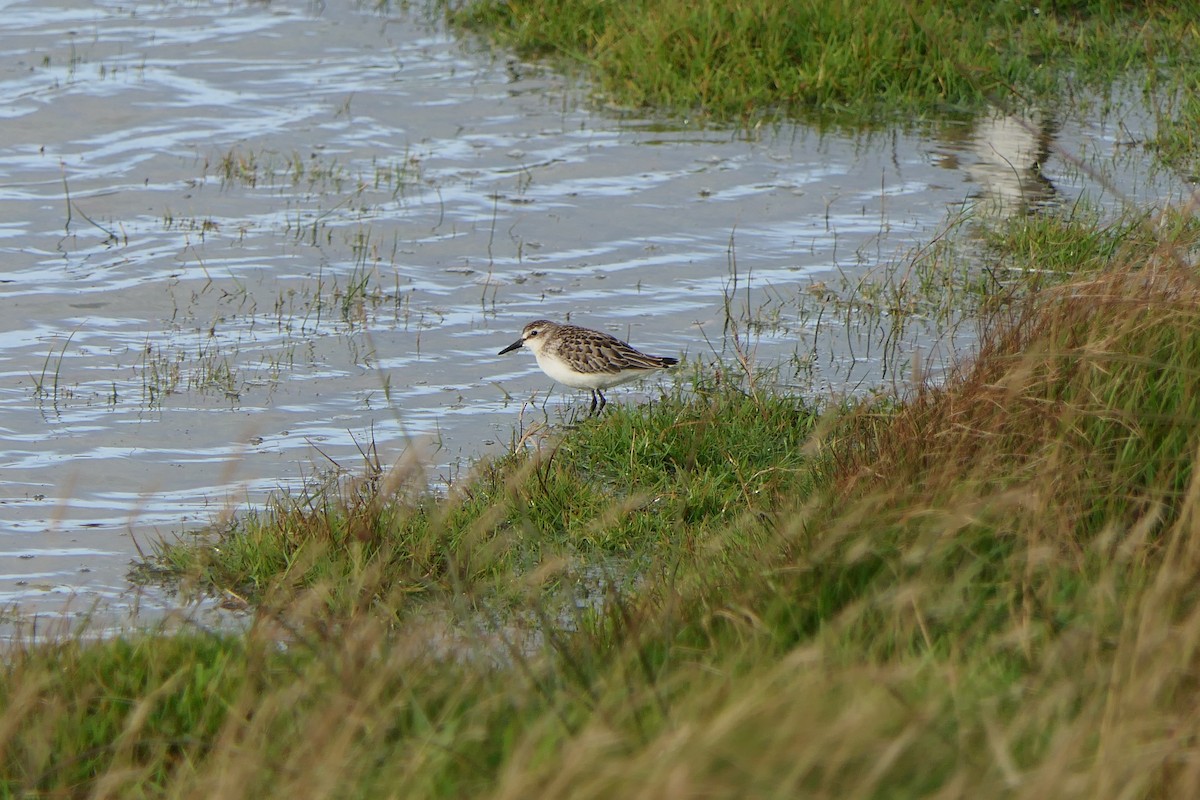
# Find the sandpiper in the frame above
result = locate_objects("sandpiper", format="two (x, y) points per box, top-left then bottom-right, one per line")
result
(498, 319), (679, 413)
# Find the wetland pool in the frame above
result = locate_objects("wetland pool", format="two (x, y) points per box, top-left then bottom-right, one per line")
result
(0, 0), (1188, 634)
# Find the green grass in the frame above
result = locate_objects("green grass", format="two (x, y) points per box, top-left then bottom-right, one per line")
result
(146, 379), (825, 615)
(442, 0), (1200, 125)
(1, 634), (249, 794)
(987, 203), (1200, 272)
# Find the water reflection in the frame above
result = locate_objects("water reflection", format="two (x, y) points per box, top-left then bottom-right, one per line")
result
(934, 109), (1058, 216)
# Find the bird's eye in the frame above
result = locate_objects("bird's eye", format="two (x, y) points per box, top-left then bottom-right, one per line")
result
(528, 330), (539, 337)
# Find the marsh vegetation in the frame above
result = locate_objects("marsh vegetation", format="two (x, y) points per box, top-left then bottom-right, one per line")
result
(3, 0), (1199, 796)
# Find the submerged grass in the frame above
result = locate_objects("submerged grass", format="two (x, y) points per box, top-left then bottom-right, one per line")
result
(442, 0), (1200, 125)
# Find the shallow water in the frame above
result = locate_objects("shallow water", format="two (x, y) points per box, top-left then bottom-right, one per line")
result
(0, 0), (1188, 633)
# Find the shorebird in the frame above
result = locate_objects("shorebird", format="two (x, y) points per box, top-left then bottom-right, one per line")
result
(498, 319), (678, 413)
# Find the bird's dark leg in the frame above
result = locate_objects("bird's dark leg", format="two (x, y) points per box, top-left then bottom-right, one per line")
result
(596, 390), (607, 413)
(589, 390), (599, 414)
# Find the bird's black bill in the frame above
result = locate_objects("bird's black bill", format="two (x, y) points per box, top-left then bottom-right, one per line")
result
(498, 338), (524, 355)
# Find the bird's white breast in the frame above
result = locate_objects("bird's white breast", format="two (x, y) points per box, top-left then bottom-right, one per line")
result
(534, 350), (639, 390)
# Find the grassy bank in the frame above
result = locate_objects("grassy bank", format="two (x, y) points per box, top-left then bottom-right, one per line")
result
(4, 201), (1200, 796)
(145, 379), (825, 616)
(442, 0), (1200, 128)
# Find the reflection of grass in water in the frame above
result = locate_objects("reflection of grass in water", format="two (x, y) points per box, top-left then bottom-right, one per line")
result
(138, 338), (243, 404)
(30, 327), (79, 407)
(115, 260), (431, 409)
(213, 148), (348, 191)
(208, 147), (422, 197)
(24, 327), (266, 411)
(124, 256), (434, 407)
(137, 332), (302, 407)
(139, 342), (182, 404)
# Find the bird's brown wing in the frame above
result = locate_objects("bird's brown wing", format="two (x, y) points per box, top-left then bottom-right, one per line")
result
(554, 326), (677, 374)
